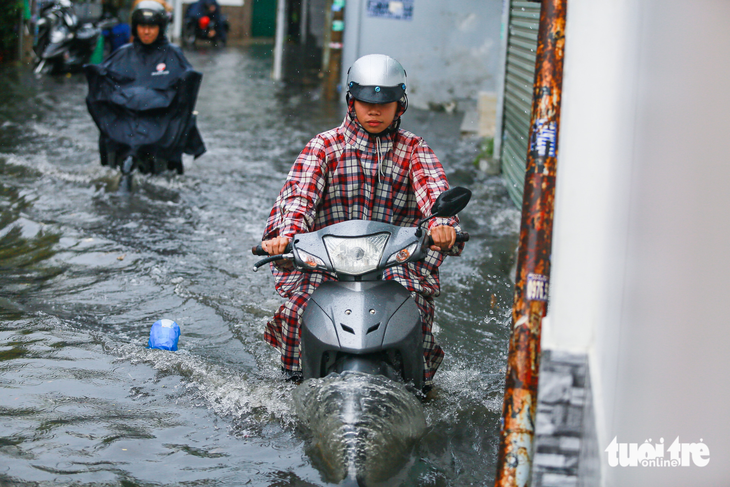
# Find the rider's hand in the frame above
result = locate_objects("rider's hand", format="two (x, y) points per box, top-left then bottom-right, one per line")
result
(429, 225), (456, 252)
(261, 236), (293, 270)
(261, 236), (291, 256)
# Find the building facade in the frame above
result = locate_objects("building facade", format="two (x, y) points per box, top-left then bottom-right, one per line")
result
(340, 0), (504, 111)
(521, 1), (730, 485)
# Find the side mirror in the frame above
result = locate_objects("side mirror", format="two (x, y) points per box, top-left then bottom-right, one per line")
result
(430, 187), (472, 218)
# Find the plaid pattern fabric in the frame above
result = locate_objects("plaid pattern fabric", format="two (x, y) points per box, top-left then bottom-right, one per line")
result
(262, 111), (462, 385)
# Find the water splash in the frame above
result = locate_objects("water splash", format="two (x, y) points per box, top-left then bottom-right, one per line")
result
(110, 342), (298, 434)
(293, 372), (426, 486)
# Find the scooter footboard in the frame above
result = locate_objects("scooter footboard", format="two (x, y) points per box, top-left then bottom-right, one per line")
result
(301, 280), (425, 390)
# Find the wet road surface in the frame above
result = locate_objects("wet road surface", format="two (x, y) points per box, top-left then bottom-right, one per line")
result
(0, 44), (520, 486)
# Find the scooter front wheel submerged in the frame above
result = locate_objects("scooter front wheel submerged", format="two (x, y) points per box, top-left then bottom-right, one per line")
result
(330, 352), (404, 385)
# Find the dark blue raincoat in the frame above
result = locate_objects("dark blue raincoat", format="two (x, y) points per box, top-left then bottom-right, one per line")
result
(84, 35), (206, 168)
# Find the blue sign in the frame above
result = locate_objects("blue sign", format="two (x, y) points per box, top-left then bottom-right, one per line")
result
(530, 118), (557, 158)
(366, 0), (414, 21)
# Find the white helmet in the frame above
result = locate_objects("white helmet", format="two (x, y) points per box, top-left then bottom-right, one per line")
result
(346, 54), (407, 104)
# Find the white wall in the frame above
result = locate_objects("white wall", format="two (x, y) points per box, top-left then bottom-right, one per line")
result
(341, 0), (503, 110)
(544, 0), (641, 470)
(546, 0), (730, 485)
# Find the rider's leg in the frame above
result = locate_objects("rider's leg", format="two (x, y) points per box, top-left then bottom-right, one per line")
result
(264, 271), (333, 376)
(411, 293), (444, 388)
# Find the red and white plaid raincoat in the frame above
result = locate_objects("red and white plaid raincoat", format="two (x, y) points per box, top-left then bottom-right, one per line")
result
(262, 107), (463, 385)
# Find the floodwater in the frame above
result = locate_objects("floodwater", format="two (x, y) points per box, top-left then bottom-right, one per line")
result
(0, 45), (520, 486)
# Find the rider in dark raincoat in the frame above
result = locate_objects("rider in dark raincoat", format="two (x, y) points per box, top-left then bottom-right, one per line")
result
(85, 0), (205, 176)
(185, 0), (228, 45)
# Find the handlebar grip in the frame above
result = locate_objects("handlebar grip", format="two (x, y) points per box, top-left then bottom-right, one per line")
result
(425, 231), (470, 247)
(252, 241), (294, 256)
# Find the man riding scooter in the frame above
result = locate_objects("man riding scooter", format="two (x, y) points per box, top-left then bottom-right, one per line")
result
(84, 1), (206, 190)
(259, 54), (464, 391)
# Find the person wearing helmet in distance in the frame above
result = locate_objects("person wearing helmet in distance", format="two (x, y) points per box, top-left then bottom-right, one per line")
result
(129, 0), (176, 50)
(93, 1), (193, 92)
(260, 54), (464, 391)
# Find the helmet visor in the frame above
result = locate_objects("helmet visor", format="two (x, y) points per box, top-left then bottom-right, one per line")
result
(348, 82), (405, 104)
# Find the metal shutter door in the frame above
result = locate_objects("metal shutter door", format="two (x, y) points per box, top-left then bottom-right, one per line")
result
(500, 0), (541, 207)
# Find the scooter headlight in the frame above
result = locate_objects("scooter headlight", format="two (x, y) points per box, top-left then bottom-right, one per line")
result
(386, 242), (418, 265)
(323, 233), (389, 275)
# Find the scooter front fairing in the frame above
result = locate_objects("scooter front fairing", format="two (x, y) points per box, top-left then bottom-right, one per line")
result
(301, 279), (425, 391)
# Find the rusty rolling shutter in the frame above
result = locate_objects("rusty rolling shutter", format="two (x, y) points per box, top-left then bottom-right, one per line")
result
(500, 0), (541, 207)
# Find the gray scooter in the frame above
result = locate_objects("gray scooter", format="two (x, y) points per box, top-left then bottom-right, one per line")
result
(253, 187), (471, 392)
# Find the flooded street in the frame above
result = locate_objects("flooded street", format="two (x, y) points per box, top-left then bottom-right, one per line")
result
(0, 45), (520, 486)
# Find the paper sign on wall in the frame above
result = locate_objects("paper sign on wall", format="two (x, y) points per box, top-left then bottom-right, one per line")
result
(366, 0), (413, 21)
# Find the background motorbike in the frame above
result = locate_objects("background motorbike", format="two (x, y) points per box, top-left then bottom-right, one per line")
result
(182, 13), (228, 47)
(33, 0), (116, 74)
(252, 187), (471, 392)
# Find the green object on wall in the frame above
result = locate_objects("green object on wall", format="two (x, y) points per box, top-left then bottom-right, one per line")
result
(89, 35), (104, 64)
(252, 0), (277, 37)
(0, 0), (23, 60)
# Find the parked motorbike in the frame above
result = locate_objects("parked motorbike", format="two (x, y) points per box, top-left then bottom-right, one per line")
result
(33, 0), (116, 75)
(252, 187), (471, 391)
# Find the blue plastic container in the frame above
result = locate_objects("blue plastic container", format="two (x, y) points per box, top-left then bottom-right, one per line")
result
(148, 319), (180, 351)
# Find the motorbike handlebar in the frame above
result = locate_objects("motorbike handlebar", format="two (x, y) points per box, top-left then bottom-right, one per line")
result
(252, 241), (294, 272)
(253, 232), (470, 258)
(252, 231), (469, 272)
(425, 231), (470, 248)
(251, 241), (293, 256)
